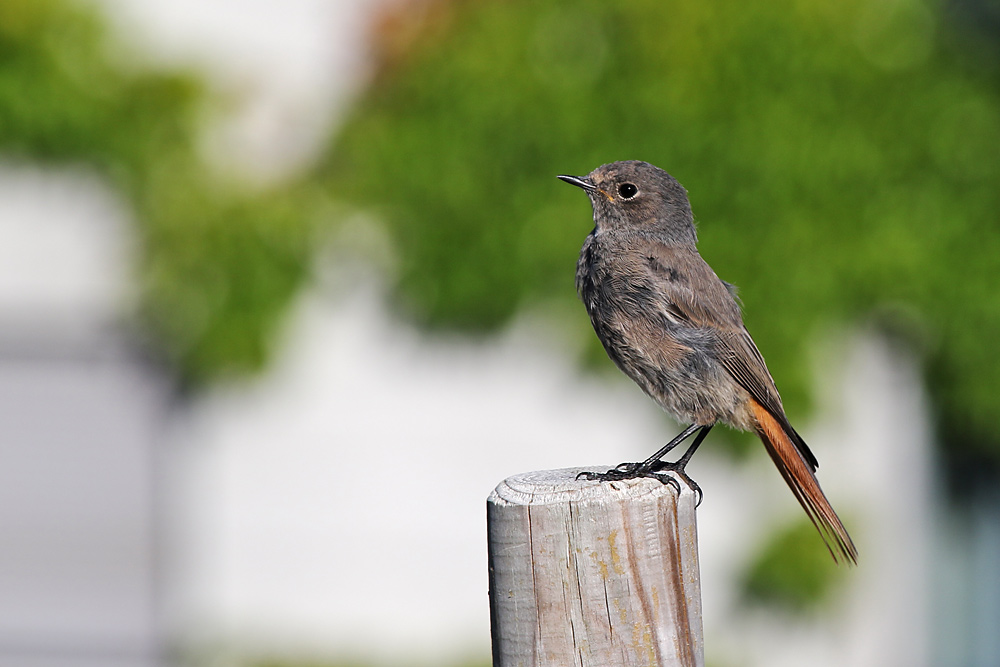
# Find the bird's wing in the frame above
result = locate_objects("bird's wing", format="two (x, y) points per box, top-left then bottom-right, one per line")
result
(635, 241), (819, 468)
(636, 242), (780, 409)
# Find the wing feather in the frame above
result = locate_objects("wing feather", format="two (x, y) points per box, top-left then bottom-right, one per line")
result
(637, 240), (819, 471)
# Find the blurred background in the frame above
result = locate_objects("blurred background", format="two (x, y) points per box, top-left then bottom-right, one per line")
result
(1, 0), (999, 665)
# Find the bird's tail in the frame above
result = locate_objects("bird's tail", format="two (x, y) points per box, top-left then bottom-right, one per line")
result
(750, 400), (858, 565)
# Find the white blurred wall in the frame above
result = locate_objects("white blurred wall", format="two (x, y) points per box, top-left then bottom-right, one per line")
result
(0, 166), (168, 667)
(163, 271), (935, 666)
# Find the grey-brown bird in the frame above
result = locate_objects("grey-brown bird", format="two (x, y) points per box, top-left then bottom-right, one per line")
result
(559, 160), (857, 564)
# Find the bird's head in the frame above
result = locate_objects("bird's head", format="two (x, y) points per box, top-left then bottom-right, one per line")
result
(559, 160), (696, 245)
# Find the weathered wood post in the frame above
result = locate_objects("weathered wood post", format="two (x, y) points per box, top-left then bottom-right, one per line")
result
(487, 467), (704, 667)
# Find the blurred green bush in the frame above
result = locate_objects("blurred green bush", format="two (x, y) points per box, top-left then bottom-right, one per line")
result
(324, 0), (1000, 469)
(4, 0), (1000, 465)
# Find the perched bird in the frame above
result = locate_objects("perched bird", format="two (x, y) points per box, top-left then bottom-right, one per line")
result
(559, 160), (857, 564)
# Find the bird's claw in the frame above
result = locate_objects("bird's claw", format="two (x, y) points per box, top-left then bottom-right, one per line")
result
(649, 461), (703, 506)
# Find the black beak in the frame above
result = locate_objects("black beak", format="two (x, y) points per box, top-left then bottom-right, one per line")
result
(557, 174), (596, 192)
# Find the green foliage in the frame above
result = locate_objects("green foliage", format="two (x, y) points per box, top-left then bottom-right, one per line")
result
(6, 0), (1000, 469)
(0, 3), (195, 182)
(741, 516), (847, 610)
(324, 0), (1000, 461)
(136, 175), (322, 383)
(0, 0), (322, 382)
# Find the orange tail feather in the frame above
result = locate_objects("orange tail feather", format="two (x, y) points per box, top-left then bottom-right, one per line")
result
(751, 400), (858, 565)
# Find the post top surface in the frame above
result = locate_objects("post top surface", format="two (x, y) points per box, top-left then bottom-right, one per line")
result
(488, 467), (692, 507)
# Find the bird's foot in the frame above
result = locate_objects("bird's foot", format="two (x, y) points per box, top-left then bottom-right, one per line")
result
(576, 462), (681, 495)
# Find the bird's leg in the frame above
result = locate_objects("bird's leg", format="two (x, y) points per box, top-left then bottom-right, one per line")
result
(576, 423), (704, 491)
(649, 425), (713, 505)
(634, 423), (703, 471)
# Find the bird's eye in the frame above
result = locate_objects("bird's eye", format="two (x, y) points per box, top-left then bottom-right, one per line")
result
(618, 183), (638, 199)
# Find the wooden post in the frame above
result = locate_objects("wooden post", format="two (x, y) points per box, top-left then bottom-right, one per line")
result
(487, 467), (704, 667)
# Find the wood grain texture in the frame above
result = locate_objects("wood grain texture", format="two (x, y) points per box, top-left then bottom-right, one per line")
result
(488, 468), (704, 667)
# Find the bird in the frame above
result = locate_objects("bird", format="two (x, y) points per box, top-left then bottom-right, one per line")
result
(559, 160), (857, 565)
